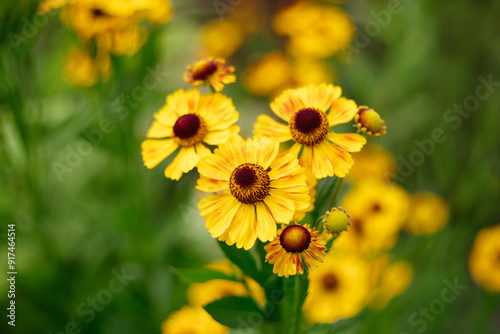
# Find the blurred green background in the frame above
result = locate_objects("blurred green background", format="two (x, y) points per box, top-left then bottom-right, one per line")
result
(1, 0), (499, 333)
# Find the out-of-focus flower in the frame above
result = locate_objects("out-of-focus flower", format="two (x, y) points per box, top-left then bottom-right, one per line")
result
(197, 135), (310, 250)
(354, 106), (387, 137)
(161, 306), (228, 334)
(265, 224), (326, 277)
(323, 207), (351, 237)
(469, 223), (500, 292)
(368, 257), (413, 309)
(184, 58), (236, 92)
(347, 144), (397, 183)
(303, 253), (369, 323)
(292, 169), (317, 222)
(243, 52), (334, 97)
(405, 192), (449, 235)
(337, 179), (410, 254)
(64, 49), (111, 87)
(199, 20), (243, 58)
(243, 52), (293, 97)
(141, 89), (239, 180)
(188, 279), (250, 307)
(254, 84), (366, 179)
(273, 1), (354, 59)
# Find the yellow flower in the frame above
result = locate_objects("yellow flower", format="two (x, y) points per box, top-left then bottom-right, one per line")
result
(197, 135), (310, 250)
(346, 144), (397, 183)
(188, 279), (249, 307)
(199, 19), (243, 58)
(254, 84), (366, 179)
(469, 223), (500, 292)
(64, 49), (111, 87)
(141, 89), (239, 180)
(405, 192), (449, 235)
(243, 52), (293, 97)
(336, 179), (410, 255)
(291, 58), (334, 88)
(264, 224), (326, 278)
(354, 106), (387, 137)
(273, 2), (354, 59)
(367, 257), (413, 310)
(184, 58), (236, 92)
(161, 306), (228, 334)
(303, 253), (370, 323)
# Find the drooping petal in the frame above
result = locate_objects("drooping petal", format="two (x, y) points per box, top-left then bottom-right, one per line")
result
(310, 144), (334, 179)
(199, 193), (240, 238)
(255, 202), (278, 242)
(228, 204), (258, 250)
(164, 146), (199, 180)
(253, 114), (292, 143)
(327, 132), (366, 152)
(264, 194), (295, 223)
(141, 139), (178, 169)
(195, 143), (212, 159)
(204, 129), (231, 145)
(319, 140), (354, 178)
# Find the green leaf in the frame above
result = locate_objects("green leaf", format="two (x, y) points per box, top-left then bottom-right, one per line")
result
(204, 296), (264, 328)
(217, 240), (262, 284)
(172, 267), (237, 284)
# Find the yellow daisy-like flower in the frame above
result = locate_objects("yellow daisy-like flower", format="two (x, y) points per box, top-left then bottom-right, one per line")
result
(161, 306), (228, 334)
(303, 253), (370, 323)
(369, 259), (413, 310)
(264, 224), (326, 278)
(469, 223), (500, 292)
(184, 58), (236, 92)
(197, 135), (310, 250)
(141, 89), (239, 180)
(346, 144), (397, 183)
(254, 84), (367, 179)
(405, 192), (449, 235)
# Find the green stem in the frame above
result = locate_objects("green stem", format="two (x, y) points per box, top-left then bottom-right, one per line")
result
(292, 275), (302, 334)
(329, 178), (344, 209)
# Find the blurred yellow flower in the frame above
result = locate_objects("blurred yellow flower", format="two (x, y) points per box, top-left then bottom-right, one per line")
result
(141, 89), (239, 180)
(184, 58), (236, 92)
(161, 306), (228, 334)
(346, 144), (397, 183)
(254, 84), (366, 179)
(273, 1), (354, 59)
(265, 224), (326, 278)
(243, 52), (293, 97)
(303, 253), (369, 323)
(368, 257), (413, 310)
(188, 279), (249, 307)
(64, 49), (111, 87)
(337, 179), (410, 254)
(199, 20), (243, 58)
(196, 135), (310, 250)
(405, 192), (449, 235)
(291, 58), (334, 88)
(469, 223), (500, 292)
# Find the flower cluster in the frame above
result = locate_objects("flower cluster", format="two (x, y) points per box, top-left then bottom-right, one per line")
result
(38, 0), (173, 86)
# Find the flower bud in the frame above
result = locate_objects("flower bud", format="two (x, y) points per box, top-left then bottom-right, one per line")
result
(354, 106), (387, 137)
(323, 207), (351, 236)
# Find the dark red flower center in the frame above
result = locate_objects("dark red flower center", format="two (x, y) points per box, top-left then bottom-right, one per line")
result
(322, 273), (339, 291)
(280, 225), (311, 253)
(294, 108), (322, 134)
(371, 203), (381, 212)
(92, 8), (107, 17)
(351, 218), (364, 234)
(173, 114), (201, 139)
(233, 166), (257, 188)
(192, 61), (218, 81)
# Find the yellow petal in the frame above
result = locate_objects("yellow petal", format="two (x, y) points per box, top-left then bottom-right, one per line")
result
(146, 120), (173, 138)
(310, 143), (334, 179)
(320, 141), (354, 178)
(270, 88), (305, 122)
(195, 143), (212, 159)
(204, 129), (231, 145)
(264, 194), (295, 223)
(141, 139), (178, 169)
(199, 93), (239, 131)
(327, 132), (366, 152)
(253, 115), (292, 142)
(299, 146), (313, 170)
(302, 84), (341, 113)
(200, 193), (240, 237)
(255, 202), (277, 242)
(196, 176), (229, 193)
(228, 204), (258, 250)
(327, 97), (358, 126)
(164, 146), (199, 180)
(253, 137), (280, 169)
